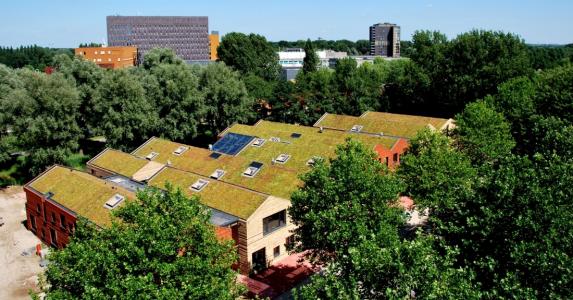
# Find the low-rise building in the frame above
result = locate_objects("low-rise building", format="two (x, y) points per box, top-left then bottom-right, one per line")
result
(75, 46), (137, 69)
(24, 112), (452, 274)
(278, 48), (348, 80)
(209, 31), (220, 61)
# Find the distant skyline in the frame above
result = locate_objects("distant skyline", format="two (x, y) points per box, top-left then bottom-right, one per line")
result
(1, 0), (572, 48)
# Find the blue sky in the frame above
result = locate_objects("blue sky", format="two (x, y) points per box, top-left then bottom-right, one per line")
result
(1, 0), (572, 47)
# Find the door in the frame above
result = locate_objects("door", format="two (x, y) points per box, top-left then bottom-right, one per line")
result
(251, 247), (266, 272)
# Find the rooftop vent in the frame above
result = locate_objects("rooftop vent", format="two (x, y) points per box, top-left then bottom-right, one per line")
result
(350, 125), (363, 133)
(291, 133), (302, 138)
(252, 138), (266, 147)
(173, 146), (189, 155)
(275, 154), (291, 164)
(209, 152), (222, 159)
(104, 194), (125, 209)
(210, 169), (226, 180)
(190, 179), (209, 192)
(270, 137), (281, 142)
(145, 152), (159, 160)
(243, 161), (263, 177)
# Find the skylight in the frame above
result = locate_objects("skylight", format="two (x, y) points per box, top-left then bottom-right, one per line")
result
(243, 161), (263, 177)
(270, 137), (281, 142)
(291, 133), (302, 138)
(173, 146), (189, 155)
(210, 169), (226, 180)
(190, 179), (209, 192)
(275, 154), (291, 164)
(145, 152), (159, 160)
(209, 152), (222, 159)
(350, 125), (363, 133)
(104, 194), (125, 209)
(252, 138), (266, 147)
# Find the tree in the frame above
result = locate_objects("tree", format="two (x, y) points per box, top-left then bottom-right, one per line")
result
(199, 62), (255, 135)
(217, 32), (281, 81)
(302, 39), (319, 74)
(42, 185), (243, 299)
(93, 69), (158, 150)
(290, 139), (479, 299)
(138, 49), (205, 142)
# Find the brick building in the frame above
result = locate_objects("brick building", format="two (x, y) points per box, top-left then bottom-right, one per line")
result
(75, 46), (137, 69)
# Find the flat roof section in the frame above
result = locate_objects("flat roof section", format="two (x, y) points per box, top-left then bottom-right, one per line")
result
(27, 166), (135, 227)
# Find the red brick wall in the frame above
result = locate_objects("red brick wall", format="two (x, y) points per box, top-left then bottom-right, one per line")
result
(374, 138), (409, 169)
(24, 187), (77, 249)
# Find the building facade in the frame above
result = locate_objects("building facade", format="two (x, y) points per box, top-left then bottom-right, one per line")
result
(278, 48), (348, 80)
(209, 31), (219, 61)
(75, 46), (137, 69)
(369, 22), (400, 57)
(107, 16), (209, 63)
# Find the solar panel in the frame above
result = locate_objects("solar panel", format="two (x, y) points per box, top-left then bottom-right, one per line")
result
(209, 152), (222, 159)
(212, 133), (255, 156)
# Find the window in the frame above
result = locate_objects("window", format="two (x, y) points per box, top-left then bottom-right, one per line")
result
(190, 179), (209, 192)
(273, 246), (280, 258)
(285, 235), (295, 249)
(274, 154), (290, 164)
(50, 228), (57, 247)
(30, 215), (36, 231)
(173, 146), (189, 155)
(252, 138), (266, 147)
(263, 210), (286, 235)
(269, 137), (280, 142)
(243, 162), (263, 178)
(291, 133), (302, 138)
(51, 212), (56, 224)
(60, 215), (66, 229)
(36, 203), (41, 213)
(104, 194), (125, 209)
(145, 152), (159, 160)
(210, 169), (225, 180)
(393, 153), (398, 162)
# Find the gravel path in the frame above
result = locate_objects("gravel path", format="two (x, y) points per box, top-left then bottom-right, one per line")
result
(0, 186), (43, 299)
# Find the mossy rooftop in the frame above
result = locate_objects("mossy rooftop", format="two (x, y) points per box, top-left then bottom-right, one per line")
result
(28, 166), (135, 227)
(314, 111), (452, 138)
(131, 121), (400, 199)
(88, 148), (148, 177)
(148, 167), (268, 220)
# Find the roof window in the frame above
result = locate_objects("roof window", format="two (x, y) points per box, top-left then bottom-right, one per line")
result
(145, 152), (158, 160)
(270, 137), (281, 142)
(243, 161), (263, 177)
(104, 194), (125, 209)
(291, 133), (302, 138)
(252, 138), (266, 147)
(190, 179), (209, 192)
(210, 169), (226, 180)
(275, 154), (291, 164)
(173, 146), (188, 155)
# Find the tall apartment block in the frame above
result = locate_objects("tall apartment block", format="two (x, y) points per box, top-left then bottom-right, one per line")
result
(369, 22), (400, 57)
(106, 16), (210, 63)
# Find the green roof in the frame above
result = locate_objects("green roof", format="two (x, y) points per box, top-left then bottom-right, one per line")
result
(314, 112), (452, 138)
(131, 121), (399, 199)
(88, 148), (148, 177)
(28, 166), (135, 227)
(148, 167), (268, 220)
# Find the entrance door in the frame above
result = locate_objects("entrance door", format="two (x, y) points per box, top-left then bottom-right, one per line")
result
(251, 248), (266, 272)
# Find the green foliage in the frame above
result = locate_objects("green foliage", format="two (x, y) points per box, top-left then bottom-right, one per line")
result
(199, 62), (255, 134)
(302, 39), (319, 74)
(290, 139), (479, 298)
(0, 45), (73, 69)
(43, 185), (242, 299)
(218, 32), (281, 80)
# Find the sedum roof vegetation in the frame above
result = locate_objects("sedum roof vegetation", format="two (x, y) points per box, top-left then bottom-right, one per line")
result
(132, 121), (400, 199)
(148, 167), (268, 220)
(28, 166), (135, 227)
(314, 111), (452, 138)
(88, 148), (148, 177)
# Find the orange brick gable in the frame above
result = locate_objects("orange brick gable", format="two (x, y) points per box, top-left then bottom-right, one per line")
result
(374, 138), (409, 169)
